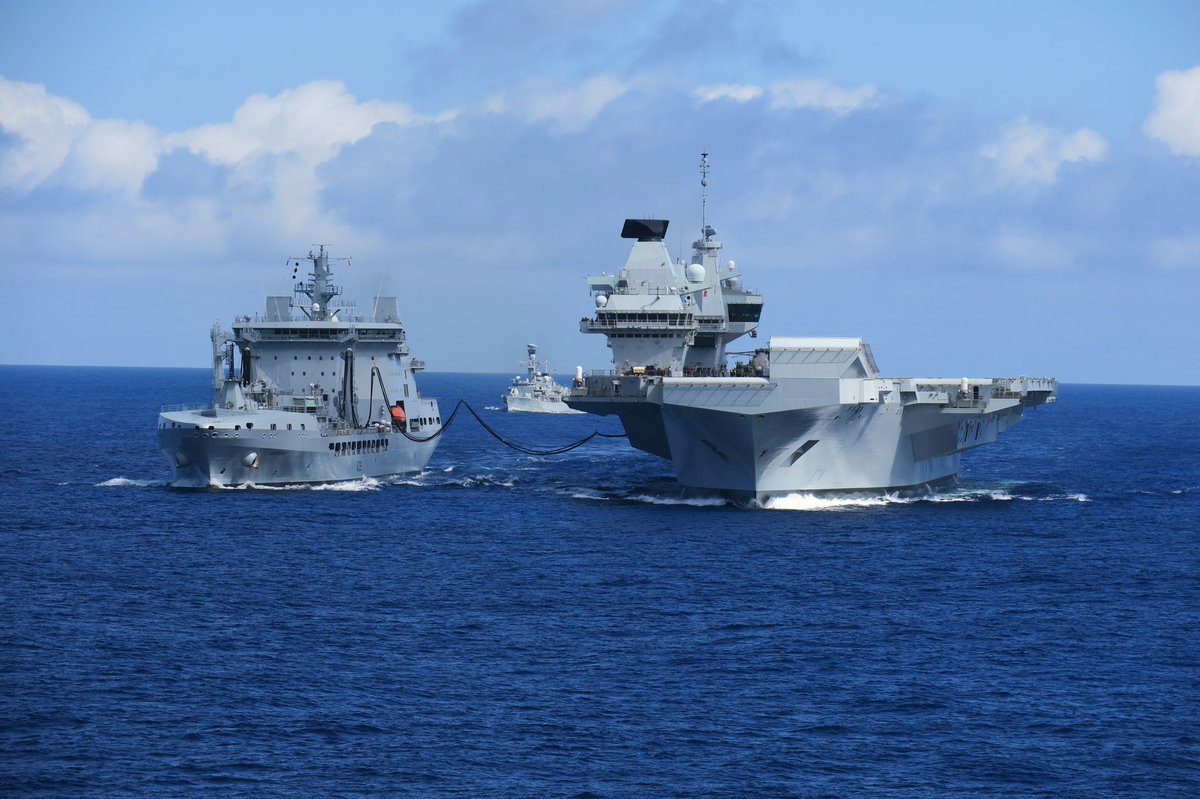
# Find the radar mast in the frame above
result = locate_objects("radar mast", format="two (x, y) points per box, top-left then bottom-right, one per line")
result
(692, 152), (721, 264)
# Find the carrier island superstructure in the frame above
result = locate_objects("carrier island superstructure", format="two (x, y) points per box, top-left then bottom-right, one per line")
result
(157, 246), (442, 487)
(566, 156), (1056, 502)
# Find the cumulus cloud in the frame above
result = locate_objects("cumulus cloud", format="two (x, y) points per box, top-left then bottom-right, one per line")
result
(767, 78), (880, 114)
(481, 75), (631, 132)
(0, 77), (453, 200)
(67, 118), (161, 193)
(167, 80), (438, 168)
(981, 117), (1107, 187)
(0, 78), (92, 191)
(695, 83), (765, 103)
(695, 78), (880, 115)
(1143, 66), (1200, 157)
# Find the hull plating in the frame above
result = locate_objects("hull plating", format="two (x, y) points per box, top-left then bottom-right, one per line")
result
(503, 395), (582, 414)
(157, 423), (437, 487)
(569, 393), (1026, 500)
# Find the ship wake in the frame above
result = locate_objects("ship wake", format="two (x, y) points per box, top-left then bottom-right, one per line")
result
(764, 483), (1090, 512)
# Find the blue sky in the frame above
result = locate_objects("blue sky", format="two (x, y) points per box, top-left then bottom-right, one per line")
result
(1, 0), (1198, 384)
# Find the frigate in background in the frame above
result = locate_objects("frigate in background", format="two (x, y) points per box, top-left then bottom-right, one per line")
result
(157, 246), (443, 487)
(502, 344), (583, 414)
(566, 154), (1056, 502)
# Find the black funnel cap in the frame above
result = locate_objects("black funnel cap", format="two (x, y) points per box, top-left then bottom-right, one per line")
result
(621, 218), (669, 241)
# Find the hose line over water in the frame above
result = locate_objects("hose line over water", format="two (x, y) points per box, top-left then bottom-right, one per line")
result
(398, 399), (626, 454)
(397, 399), (468, 443)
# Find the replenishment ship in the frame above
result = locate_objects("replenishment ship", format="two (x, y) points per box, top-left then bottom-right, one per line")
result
(157, 246), (442, 486)
(502, 344), (583, 414)
(566, 154), (1056, 502)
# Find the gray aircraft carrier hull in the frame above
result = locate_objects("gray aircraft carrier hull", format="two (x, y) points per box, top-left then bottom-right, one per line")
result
(568, 370), (1047, 503)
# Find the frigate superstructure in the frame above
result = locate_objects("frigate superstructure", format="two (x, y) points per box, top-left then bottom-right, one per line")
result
(502, 344), (583, 414)
(566, 154), (1056, 502)
(157, 246), (443, 487)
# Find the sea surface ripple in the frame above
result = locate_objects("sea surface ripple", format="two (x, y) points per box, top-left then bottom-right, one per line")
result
(1, 367), (1196, 797)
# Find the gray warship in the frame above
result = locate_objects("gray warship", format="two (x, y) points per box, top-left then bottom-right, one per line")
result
(502, 344), (583, 414)
(157, 246), (442, 487)
(566, 154), (1056, 502)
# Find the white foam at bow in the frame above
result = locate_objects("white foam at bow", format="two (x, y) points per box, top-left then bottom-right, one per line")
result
(96, 477), (161, 487)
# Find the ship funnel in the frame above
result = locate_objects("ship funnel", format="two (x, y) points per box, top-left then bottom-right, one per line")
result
(621, 219), (669, 241)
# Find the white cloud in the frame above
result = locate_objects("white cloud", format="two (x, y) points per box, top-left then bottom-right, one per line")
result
(167, 80), (435, 168)
(67, 118), (161, 194)
(0, 78), (90, 190)
(696, 78), (880, 115)
(695, 84), (765, 103)
(0, 77), (451, 194)
(767, 78), (880, 114)
(1143, 66), (1200, 157)
(481, 75), (631, 133)
(981, 117), (1107, 187)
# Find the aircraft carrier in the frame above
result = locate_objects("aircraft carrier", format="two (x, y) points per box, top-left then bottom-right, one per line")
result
(566, 154), (1056, 502)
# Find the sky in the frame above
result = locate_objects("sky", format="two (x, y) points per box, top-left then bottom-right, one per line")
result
(1, 0), (1198, 385)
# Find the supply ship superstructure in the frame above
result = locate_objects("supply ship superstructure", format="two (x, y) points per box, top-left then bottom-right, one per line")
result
(566, 154), (1056, 502)
(157, 246), (442, 487)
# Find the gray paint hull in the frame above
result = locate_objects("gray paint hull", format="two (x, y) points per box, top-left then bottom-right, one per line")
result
(157, 412), (438, 488)
(569, 384), (1029, 502)
(502, 394), (583, 414)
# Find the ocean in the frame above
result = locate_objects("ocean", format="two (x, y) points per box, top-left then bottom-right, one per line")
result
(1, 366), (1196, 798)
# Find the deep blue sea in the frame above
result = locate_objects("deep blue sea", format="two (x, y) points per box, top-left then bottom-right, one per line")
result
(1, 366), (1196, 798)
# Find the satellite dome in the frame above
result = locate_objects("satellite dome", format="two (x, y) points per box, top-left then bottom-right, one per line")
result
(595, 294), (609, 308)
(685, 263), (705, 283)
